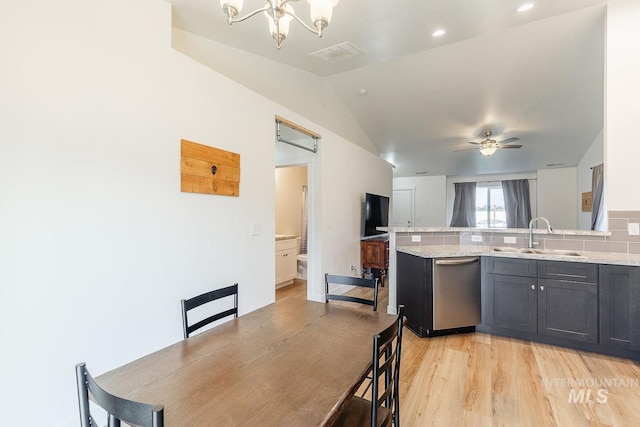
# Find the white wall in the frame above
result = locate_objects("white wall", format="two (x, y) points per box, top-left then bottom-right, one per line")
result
(171, 28), (379, 157)
(537, 167), (578, 229)
(393, 176), (447, 226)
(0, 0), (391, 425)
(321, 137), (393, 295)
(0, 2), (274, 425)
(577, 131), (605, 229)
(606, 0), (640, 211)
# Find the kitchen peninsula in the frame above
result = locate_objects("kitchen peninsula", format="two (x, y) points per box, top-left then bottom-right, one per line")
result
(384, 226), (640, 360)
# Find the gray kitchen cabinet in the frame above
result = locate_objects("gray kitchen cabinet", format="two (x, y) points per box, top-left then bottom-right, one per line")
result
(484, 256), (537, 277)
(537, 278), (598, 343)
(600, 264), (640, 351)
(537, 261), (599, 343)
(484, 273), (537, 333)
(397, 251), (432, 337)
(483, 257), (599, 344)
(483, 256), (537, 332)
(538, 260), (598, 283)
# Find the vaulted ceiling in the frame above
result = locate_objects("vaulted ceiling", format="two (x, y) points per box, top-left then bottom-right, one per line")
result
(168, 0), (606, 177)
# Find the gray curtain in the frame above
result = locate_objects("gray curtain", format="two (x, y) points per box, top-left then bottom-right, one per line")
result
(591, 164), (604, 231)
(300, 186), (308, 254)
(450, 182), (476, 227)
(502, 179), (532, 228)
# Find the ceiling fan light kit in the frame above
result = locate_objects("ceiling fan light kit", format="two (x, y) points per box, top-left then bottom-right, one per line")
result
(462, 130), (522, 156)
(479, 146), (498, 156)
(219, 0), (340, 49)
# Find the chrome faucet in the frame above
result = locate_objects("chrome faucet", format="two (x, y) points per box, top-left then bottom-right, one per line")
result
(528, 217), (553, 248)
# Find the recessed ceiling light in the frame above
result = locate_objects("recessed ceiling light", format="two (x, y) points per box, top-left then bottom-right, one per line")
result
(358, 89), (368, 96)
(517, 3), (535, 12)
(432, 29), (446, 37)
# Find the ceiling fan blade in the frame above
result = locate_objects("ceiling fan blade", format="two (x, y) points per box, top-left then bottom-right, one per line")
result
(500, 144), (523, 149)
(499, 137), (520, 145)
(454, 147), (479, 152)
(467, 141), (482, 145)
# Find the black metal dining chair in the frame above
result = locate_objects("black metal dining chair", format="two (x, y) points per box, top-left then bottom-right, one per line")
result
(76, 362), (164, 427)
(181, 283), (238, 339)
(333, 305), (405, 427)
(325, 274), (379, 311)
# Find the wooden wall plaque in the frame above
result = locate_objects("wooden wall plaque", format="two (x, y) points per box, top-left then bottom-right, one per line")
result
(180, 139), (240, 197)
(581, 191), (592, 212)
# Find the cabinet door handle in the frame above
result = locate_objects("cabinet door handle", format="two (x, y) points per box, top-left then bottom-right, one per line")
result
(540, 285), (544, 291)
(531, 284), (535, 290)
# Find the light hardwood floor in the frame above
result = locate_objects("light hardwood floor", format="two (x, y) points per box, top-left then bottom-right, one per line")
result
(277, 280), (640, 427)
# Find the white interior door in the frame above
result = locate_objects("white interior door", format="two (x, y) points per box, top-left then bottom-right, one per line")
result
(391, 189), (413, 227)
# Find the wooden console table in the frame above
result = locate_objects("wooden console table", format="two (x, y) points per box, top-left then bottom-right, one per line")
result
(360, 238), (389, 287)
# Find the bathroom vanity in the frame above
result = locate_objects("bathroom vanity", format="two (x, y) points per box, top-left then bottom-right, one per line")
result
(275, 235), (298, 288)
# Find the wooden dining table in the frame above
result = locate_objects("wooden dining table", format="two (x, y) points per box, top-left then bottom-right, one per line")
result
(96, 298), (397, 426)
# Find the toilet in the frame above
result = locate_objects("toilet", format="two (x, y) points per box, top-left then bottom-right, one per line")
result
(297, 254), (307, 279)
(296, 238), (307, 279)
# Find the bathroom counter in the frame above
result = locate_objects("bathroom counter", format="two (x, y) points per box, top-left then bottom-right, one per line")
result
(275, 236), (299, 288)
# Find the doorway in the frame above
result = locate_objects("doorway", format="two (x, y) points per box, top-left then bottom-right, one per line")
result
(391, 188), (414, 227)
(275, 164), (308, 281)
(274, 117), (319, 301)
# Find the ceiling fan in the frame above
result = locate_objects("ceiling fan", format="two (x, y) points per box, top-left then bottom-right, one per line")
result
(456, 130), (523, 156)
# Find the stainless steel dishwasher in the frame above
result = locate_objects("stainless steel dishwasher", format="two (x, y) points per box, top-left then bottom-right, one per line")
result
(433, 257), (481, 331)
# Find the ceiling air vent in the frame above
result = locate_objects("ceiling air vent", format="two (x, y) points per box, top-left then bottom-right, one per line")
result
(309, 42), (364, 63)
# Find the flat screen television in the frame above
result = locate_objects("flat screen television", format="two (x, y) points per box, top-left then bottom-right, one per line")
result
(363, 193), (390, 237)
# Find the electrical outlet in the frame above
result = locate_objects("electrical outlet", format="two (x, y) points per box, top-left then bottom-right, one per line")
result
(350, 265), (358, 275)
(504, 236), (517, 244)
(411, 235), (421, 243)
(629, 223), (640, 236)
(471, 235), (483, 243)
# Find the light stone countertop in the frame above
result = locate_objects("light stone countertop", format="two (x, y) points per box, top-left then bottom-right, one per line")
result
(275, 234), (298, 241)
(383, 227), (610, 236)
(397, 245), (640, 267)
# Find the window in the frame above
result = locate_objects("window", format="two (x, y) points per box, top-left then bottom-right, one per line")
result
(476, 185), (506, 228)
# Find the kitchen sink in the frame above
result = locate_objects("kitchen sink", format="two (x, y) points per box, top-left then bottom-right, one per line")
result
(492, 247), (536, 254)
(530, 249), (584, 257)
(492, 247), (584, 257)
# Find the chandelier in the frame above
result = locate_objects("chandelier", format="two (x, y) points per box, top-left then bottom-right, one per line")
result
(219, 0), (340, 49)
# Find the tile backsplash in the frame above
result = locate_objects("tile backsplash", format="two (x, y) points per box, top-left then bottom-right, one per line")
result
(395, 210), (640, 255)
(609, 211), (640, 255)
